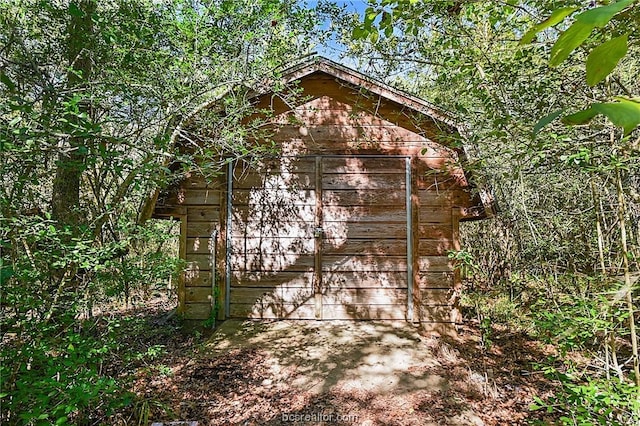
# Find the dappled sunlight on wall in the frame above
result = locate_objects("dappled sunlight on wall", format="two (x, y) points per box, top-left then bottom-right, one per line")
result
(153, 59), (489, 322)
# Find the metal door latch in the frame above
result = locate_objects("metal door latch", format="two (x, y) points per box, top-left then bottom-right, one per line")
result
(314, 227), (324, 238)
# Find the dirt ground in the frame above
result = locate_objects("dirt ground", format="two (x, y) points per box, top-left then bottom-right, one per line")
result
(204, 320), (482, 425)
(128, 305), (557, 426)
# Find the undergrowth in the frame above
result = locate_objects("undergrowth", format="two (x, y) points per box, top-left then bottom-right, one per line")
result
(461, 272), (640, 426)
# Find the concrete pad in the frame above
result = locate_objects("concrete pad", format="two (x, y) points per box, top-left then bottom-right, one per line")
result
(207, 320), (447, 395)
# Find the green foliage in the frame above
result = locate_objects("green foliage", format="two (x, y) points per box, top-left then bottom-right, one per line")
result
(448, 249), (478, 282)
(533, 294), (627, 355)
(460, 273), (640, 424)
(548, 0), (634, 67)
(1, 0), (331, 421)
(131, 397), (174, 426)
(0, 214), (181, 322)
(532, 109), (565, 137)
(531, 367), (640, 425)
(477, 273), (640, 425)
(132, 344), (167, 363)
(346, 0), (639, 283)
(448, 249), (476, 269)
(479, 316), (493, 351)
(520, 7), (579, 44)
(155, 365), (174, 378)
(0, 322), (132, 424)
(586, 33), (628, 87)
(203, 282), (222, 329)
(563, 97), (640, 135)
(522, 0), (640, 135)
(347, 1), (639, 422)
(0, 215), (179, 423)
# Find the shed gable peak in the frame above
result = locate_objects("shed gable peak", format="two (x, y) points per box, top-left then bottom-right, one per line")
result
(249, 62), (459, 146)
(273, 56), (459, 131)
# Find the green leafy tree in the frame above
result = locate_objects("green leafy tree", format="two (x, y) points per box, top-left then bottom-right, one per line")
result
(347, 0), (639, 421)
(1, 0), (334, 422)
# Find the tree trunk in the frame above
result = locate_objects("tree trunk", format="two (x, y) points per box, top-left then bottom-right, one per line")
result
(51, 0), (96, 226)
(590, 177), (607, 275)
(48, 0), (96, 321)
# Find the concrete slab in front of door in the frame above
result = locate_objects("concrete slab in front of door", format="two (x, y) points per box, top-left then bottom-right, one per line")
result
(207, 319), (446, 396)
(203, 319), (485, 425)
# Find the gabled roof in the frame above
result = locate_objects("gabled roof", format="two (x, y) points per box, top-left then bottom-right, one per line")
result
(178, 55), (461, 145)
(141, 56), (496, 223)
(245, 56), (495, 220)
(277, 56), (460, 130)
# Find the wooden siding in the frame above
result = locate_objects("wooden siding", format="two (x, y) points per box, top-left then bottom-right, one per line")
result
(252, 75), (454, 141)
(250, 94), (466, 177)
(153, 68), (484, 323)
(177, 174), (224, 319)
(228, 156), (411, 320)
(321, 156), (407, 319)
(164, 154), (468, 321)
(229, 157), (317, 319)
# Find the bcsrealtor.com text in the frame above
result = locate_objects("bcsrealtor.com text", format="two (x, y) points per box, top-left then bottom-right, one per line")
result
(281, 412), (359, 423)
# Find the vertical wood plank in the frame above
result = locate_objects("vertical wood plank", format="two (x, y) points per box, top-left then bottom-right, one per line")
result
(224, 161), (234, 318)
(178, 215), (187, 316)
(451, 208), (462, 324)
(405, 156), (414, 321)
(314, 156), (323, 319)
(217, 175), (228, 321)
(411, 156), (421, 324)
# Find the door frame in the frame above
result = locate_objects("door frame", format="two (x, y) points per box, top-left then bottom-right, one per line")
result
(223, 155), (414, 320)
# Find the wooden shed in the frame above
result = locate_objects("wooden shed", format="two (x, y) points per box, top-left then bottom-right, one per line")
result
(153, 57), (493, 326)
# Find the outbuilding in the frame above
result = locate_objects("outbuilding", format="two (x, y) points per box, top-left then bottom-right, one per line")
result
(152, 57), (493, 327)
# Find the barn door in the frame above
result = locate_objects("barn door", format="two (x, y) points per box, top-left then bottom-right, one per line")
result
(227, 156), (412, 320)
(320, 156), (411, 320)
(228, 157), (318, 319)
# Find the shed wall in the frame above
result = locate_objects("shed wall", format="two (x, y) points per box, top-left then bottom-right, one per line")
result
(156, 71), (478, 322)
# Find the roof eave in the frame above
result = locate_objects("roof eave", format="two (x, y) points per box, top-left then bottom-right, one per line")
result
(277, 56), (461, 130)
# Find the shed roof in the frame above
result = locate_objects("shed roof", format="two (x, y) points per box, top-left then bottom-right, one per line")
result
(142, 56), (496, 222)
(275, 56), (460, 130)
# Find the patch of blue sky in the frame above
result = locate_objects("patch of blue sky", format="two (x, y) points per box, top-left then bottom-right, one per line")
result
(300, 0), (368, 62)
(297, 1), (420, 87)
